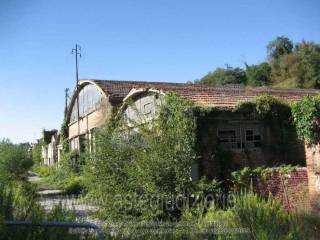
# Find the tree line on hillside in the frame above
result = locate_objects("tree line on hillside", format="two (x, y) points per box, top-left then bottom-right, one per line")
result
(196, 36), (320, 89)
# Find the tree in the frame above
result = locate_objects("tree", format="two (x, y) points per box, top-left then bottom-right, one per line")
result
(85, 94), (196, 220)
(267, 36), (293, 60)
(245, 62), (271, 86)
(270, 41), (320, 88)
(32, 143), (42, 166)
(197, 65), (246, 86)
(295, 41), (320, 88)
(271, 53), (304, 88)
(0, 139), (32, 182)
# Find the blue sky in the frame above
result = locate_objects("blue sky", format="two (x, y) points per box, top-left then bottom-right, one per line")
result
(0, 0), (319, 143)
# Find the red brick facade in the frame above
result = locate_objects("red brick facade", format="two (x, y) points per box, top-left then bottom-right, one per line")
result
(254, 168), (310, 211)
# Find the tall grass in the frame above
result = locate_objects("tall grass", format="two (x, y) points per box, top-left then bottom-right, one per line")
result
(0, 182), (83, 240)
(197, 191), (320, 240)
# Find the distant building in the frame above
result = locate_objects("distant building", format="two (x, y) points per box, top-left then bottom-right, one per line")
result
(39, 129), (61, 166)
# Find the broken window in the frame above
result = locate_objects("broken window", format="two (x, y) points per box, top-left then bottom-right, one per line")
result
(217, 129), (241, 149)
(217, 124), (262, 150)
(245, 129), (262, 148)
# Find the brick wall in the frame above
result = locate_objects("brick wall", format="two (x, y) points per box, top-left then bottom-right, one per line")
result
(305, 144), (320, 212)
(254, 167), (310, 211)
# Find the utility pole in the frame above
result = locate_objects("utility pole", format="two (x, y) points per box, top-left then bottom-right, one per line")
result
(72, 44), (82, 150)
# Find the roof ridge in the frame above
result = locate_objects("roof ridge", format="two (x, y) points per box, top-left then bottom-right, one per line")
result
(80, 79), (320, 92)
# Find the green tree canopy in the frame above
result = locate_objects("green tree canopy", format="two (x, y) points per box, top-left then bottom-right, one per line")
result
(245, 62), (271, 86)
(267, 36), (293, 60)
(0, 139), (32, 182)
(196, 65), (246, 86)
(295, 41), (320, 88)
(196, 36), (320, 89)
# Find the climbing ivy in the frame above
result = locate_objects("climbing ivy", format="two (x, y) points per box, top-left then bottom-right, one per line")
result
(234, 94), (291, 123)
(291, 94), (320, 144)
(60, 119), (69, 153)
(231, 165), (297, 190)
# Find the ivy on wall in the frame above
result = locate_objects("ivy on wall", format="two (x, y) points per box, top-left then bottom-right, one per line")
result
(291, 95), (320, 144)
(234, 94), (291, 123)
(60, 119), (69, 154)
(231, 165), (297, 191)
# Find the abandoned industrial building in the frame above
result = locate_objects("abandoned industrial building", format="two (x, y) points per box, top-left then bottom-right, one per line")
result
(37, 79), (320, 212)
(64, 79), (319, 175)
(40, 79), (320, 170)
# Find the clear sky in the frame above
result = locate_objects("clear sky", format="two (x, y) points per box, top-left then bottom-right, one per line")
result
(0, 0), (319, 143)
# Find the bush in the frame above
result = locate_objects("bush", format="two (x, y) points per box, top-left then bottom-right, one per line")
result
(0, 139), (32, 182)
(181, 191), (320, 240)
(42, 150), (85, 192)
(291, 94), (320, 144)
(231, 165), (296, 191)
(232, 191), (287, 239)
(85, 94), (196, 221)
(33, 165), (56, 178)
(32, 143), (42, 166)
(0, 182), (77, 240)
(63, 175), (85, 194)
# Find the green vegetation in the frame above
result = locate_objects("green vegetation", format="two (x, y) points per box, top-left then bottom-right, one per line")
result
(63, 175), (85, 195)
(245, 62), (271, 86)
(196, 36), (320, 89)
(111, 191), (320, 239)
(0, 183), (78, 240)
(19, 91), (320, 238)
(85, 94), (197, 221)
(0, 140), (82, 240)
(195, 65), (246, 86)
(31, 143), (42, 166)
(267, 36), (294, 60)
(32, 165), (56, 178)
(0, 139), (32, 183)
(60, 118), (69, 154)
(234, 94), (291, 121)
(33, 150), (86, 194)
(231, 165), (296, 191)
(291, 94), (320, 144)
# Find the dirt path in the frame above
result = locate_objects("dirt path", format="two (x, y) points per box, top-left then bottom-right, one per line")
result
(28, 171), (98, 221)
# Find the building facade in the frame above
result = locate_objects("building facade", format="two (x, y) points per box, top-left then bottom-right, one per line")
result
(64, 79), (320, 211)
(40, 129), (61, 166)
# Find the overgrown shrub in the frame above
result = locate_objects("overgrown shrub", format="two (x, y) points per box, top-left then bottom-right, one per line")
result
(291, 94), (320, 144)
(176, 191), (320, 240)
(63, 175), (85, 194)
(0, 182), (78, 240)
(32, 143), (42, 166)
(85, 94), (196, 221)
(0, 139), (32, 183)
(33, 165), (56, 177)
(235, 94), (291, 122)
(231, 165), (296, 191)
(46, 150), (84, 190)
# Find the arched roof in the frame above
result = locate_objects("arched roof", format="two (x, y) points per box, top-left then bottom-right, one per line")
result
(66, 80), (108, 124)
(78, 79), (320, 108)
(67, 78), (320, 123)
